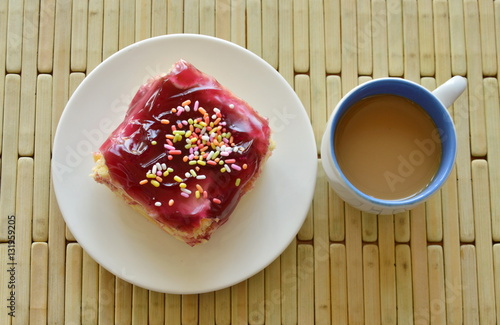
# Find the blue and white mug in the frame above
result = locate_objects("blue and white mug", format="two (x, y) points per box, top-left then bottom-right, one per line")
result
(321, 76), (467, 215)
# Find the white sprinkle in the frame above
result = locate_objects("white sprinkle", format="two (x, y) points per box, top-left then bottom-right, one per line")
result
(181, 188), (192, 194)
(212, 114), (217, 119)
(156, 162), (162, 171)
(155, 202), (162, 207)
(228, 104), (234, 109)
(214, 108), (221, 113)
(224, 164), (231, 173)
(152, 165), (157, 174)
(185, 172), (191, 178)
(161, 163), (167, 170)
(207, 151), (214, 160)
(184, 105), (190, 112)
(196, 175), (206, 180)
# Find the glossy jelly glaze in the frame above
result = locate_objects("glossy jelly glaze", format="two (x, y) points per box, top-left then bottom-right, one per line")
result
(99, 60), (271, 238)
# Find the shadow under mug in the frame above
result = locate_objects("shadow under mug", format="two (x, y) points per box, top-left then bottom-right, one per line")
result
(321, 76), (467, 215)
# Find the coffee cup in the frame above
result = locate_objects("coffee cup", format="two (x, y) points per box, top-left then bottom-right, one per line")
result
(321, 76), (467, 214)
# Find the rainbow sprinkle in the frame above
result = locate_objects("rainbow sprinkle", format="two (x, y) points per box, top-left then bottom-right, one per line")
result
(138, 99), (249, 207)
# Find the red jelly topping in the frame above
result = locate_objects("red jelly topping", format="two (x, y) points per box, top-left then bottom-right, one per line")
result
(99, 60), (271, 237)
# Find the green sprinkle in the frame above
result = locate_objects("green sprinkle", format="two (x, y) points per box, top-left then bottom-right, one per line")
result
(235, 178), (241, 186)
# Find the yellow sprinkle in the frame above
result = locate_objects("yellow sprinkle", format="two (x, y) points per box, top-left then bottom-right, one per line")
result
(189, 160), (197, 165)
(190, 169), (197, 177)
(151, 140), (157, 145)
(185, 130), (192, 137)
(179, 183), (187, 188)
(197, 160), (206, 166)
(167, 168), (174, 172)
(220, 167), (226, 173)
(163, 171), (169, 177)
(173, 176), (183, 182)
(151, 180), (160, 187)
(195, 191), (201, 199)
(146, 173), (156, 178)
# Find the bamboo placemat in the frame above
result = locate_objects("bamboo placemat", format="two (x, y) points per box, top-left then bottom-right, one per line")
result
(1, 0), (500, 324)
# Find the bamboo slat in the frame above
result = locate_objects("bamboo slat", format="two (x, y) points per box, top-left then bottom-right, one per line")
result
(29, 243), (48, 325)
(18, 0), (40, 156)
(0, 75), (20, 241)
(70, 0), (88, 72)
(261, 0), (278, 69)
(298, 244), (315, 325)
(362, 245), (380, 325)
(87, 0), (104, 73)
(5, 0), (23, 73)
(37, 0), (55, 73)
(293, 0), (309, 73)
(199, 0), (215, 36)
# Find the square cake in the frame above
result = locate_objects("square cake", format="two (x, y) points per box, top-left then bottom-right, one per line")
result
(92, 60), (273, 246)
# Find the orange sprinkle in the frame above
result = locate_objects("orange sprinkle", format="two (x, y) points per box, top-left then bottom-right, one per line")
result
(156, 176), (163, 182)
(243, 164), (248, 169)
(161, 119), (170, 124)
(168, 155), (173, 160)
(183, 156), (189, 162)
(214, 118), (221, 125)
(196, 184), (204, 193)
(171, 108), (177, 113)
(182, 99), (192, 106)
(198, 107), (207, 115)
(166, 134), (175, 139)
(139, 179), (148, 185)
(168, 199), (174, 206)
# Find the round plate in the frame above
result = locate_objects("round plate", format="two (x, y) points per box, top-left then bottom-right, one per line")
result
(52, 34), (317, 294)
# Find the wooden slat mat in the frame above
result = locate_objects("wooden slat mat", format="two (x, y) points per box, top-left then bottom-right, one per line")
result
(1, 0), (500, 324)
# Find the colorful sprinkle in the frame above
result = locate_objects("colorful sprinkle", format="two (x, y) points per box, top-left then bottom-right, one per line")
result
(139, 179), (148, 185)
(169, 199), (175, 206)
(155, 202), (162, 207)
(235, 178), (241, 186)
(212, 198), (221, 204)
(173, 175), (183, 183)
(151, 180), (160, 187)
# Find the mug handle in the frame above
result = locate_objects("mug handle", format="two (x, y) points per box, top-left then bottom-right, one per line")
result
(432, 76), (467, 108)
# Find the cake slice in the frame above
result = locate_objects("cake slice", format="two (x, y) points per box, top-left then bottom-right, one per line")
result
(92, 60), (273, 246)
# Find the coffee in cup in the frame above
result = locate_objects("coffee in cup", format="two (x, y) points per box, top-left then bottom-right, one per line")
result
(321, 77), (467, 214)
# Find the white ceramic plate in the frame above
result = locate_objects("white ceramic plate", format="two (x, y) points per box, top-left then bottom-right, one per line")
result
(52, 34), (317, 294)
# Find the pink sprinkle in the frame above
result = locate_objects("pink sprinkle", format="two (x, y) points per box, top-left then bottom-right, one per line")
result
(188, 154), (194, 160)
(194, 100), (199, 111)
(225, 159), (236, 164)
(231, 164), (242, 171)
(165, 144), (175, 150)
(182, 120), (188, 125)
(181, 192), (190, 198)
(176, 107), (184, 116)
(156, 171), (162, 176)
(220, 151), (230, 157)
(203, 191), (208, 198)
(167, 139), (174, 146)
(213, 198), (221, 204)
